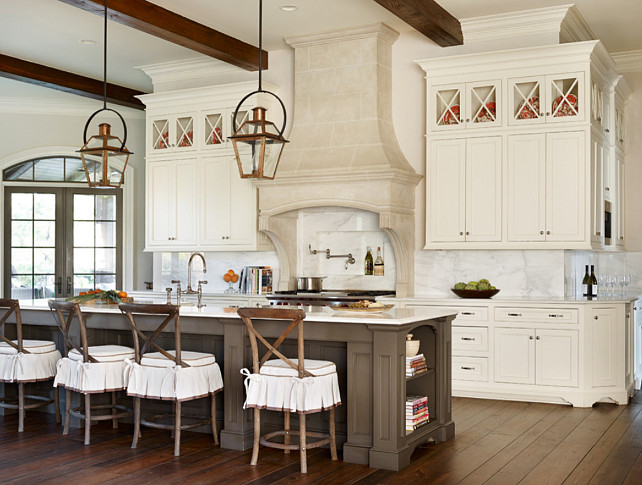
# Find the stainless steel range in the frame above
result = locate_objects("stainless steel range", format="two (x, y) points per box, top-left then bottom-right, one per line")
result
(266, 290), (395, 307)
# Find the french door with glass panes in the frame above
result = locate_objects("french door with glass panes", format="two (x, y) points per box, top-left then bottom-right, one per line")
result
(4, 187), (122, 299)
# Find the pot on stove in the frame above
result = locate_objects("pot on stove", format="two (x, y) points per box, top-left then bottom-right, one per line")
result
(294, 276), (326, 292)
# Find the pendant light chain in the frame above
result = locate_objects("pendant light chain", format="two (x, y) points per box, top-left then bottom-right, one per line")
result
(103, 0), (107, 110)
(258, 0), (262, 92)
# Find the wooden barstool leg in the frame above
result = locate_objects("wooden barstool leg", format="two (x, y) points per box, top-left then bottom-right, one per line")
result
(18, 383), (25, 433)
(84, 393), (91, 445)
(329, 407), (338, 460)
(250, 407), (260, 466)
(211, 392), (219, 446)
(284, 410), (290, 454)
(63, 388), (71, 435)
(174, 401), (182, 457)
(132, 396), (140, 449)
(111, 391), (118, 429)
(54, 386), (61, 424)
(299, 412), (307, 474)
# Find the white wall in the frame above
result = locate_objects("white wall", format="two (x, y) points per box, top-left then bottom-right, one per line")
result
(0, 81), (152, 290)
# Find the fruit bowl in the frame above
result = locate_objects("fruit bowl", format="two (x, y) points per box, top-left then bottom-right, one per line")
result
(451, 288), (500, 299)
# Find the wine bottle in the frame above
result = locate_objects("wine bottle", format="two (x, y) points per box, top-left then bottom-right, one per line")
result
(590, 265), (598, 299)
(364, 246), (374, 275)
(582, 265), (590, 299)
(374, 246), (384, 276)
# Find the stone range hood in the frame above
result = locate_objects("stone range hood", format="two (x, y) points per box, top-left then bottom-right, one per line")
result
(255, 23), (421, 297)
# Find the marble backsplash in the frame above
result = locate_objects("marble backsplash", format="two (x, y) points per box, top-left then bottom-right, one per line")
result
(414, 250), (566, 298)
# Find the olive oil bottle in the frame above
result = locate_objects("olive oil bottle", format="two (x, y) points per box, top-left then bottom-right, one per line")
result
(364, 246), (374, 275)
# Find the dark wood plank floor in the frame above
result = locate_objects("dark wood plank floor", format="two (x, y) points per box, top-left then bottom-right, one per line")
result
(2, 393), (642, 484)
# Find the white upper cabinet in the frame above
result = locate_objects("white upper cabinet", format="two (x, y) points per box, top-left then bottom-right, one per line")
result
(428, 137), (501, 244)
(430, 80), (501, 131)
(139, 82), (273, 252)
(508, 73), (584, 126)
(418, 40), (624, 250)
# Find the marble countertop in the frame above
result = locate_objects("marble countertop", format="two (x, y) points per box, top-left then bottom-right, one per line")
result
(19, 299), (457, 326)
(380, 296), (639, 305)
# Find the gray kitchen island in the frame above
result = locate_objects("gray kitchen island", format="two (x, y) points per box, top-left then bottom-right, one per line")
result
(10, 300), (456, 471)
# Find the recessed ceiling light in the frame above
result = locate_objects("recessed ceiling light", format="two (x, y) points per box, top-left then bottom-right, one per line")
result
(279, 5), (297, 12)
(79, 39), (96, 45)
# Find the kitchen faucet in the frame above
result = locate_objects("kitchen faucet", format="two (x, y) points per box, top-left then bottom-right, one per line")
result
(185, 252), (207, 294)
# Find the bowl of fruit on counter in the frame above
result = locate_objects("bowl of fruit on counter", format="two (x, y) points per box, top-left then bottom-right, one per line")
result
(67, 289), (133, 305)
(451, 279), (499, 298)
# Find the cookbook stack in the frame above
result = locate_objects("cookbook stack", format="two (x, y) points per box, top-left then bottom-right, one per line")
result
(406, 395), (429, 433)
(406, 353), (427, 377)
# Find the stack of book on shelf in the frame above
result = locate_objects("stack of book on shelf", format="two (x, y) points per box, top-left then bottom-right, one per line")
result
(239, 266), (273, 294)
(406, 395), (429, 433)
(406, 353), (427, 377)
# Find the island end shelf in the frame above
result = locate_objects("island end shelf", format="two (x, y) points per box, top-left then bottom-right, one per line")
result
(12, 301), (456, 471)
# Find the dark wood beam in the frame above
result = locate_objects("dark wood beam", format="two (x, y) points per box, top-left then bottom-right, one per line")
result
(57, 0), (267, 71)
(373, 0), (462, 47)
(0, 54), (145, 110)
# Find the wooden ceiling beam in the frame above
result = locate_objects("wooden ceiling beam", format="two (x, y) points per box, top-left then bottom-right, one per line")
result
(0, 54), (145, 110)
(373, 0), (462, 47)
(57, 0), (267, 71)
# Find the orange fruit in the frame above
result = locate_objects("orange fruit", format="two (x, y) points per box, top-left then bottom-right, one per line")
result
(95, 288), (103, 292)
(87, 290), (95, 294)
(79, 292), (87, 296)
(227, 269), (235, 276)
(223, 273), (232, 283)
(231, 274), (239, 283)
(118, 291), (128, 298)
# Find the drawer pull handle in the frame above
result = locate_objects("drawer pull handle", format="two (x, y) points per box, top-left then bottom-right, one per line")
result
(460, 312), (474, 315)
(461, 337), (476, 341)
(508, 312), (522, 317)
(548, 314), (563, 318)
(460, 366), (475, 371)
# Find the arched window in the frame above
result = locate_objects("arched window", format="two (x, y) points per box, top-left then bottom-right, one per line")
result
(3, 157), (122, 299)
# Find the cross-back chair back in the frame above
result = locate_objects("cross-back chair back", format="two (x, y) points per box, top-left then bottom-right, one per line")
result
(237, 307), (311, 378)
(0, 299), (26, 353)
(48, 300), (96, 363)
(119, 302), (185, 365)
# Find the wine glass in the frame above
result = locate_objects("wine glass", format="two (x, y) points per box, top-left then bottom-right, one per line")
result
(608, 274), (617, 298)
(598, 274), (607, 298)
(618, 274), (626, 298)
(624, 274), (632, 297)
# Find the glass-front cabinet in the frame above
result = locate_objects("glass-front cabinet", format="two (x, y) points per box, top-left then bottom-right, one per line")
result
(149, 113), (196, 153)
(508, 73), (583, 126)
(201, 108), (250, 150)
(431, 80), (500, 131)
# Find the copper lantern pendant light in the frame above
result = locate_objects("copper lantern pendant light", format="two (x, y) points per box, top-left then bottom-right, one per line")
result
(229, 0), (288, 180)
(78, 0), (132, 188)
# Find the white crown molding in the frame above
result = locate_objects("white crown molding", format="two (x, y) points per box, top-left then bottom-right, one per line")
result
(0, 97), (144, 118)
(284, 22), (399, 48)
(137, 57), (244, 89)
(460, 5), (594, 45)
(611, 50), (642, 73)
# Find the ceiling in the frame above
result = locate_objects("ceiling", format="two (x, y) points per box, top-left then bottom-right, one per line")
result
(1, 0), (640, 101)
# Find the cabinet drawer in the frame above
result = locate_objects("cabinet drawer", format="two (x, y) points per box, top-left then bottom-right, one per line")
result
(453, 326), (488, 352)
(405, 305), (488, 322)
(494, 307), (578, 324)
(453, 357), (488, 381)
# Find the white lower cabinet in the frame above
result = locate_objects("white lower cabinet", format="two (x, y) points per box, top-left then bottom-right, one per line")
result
(395, 299), (633, 407)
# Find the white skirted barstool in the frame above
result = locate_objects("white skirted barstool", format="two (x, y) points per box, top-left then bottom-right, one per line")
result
(0, 299), (61, 432)
(237, 307), (341, 474)
(119, 302), (223, 457)
(48, 300), (133, 445)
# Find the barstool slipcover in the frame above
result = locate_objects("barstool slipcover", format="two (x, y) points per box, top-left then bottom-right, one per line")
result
(53, 345), (135, 393)
(242, 359), (341, 413)
(0, 340), (61, 383)
(124, 350), (223, 402)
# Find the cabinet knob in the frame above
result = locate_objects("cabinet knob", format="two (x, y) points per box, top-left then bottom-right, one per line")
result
(529, 336), (534, 340)
(598, 117), (602, 122)
(539, 113), (544, 117)
(546, 112), (551, 116)
(597, 231), (601, 236)
(466, 119), (470, 123)
(594, 316), (598, 320)
(606, 187), (610, 191)
(459, 231), (464, 236)
(605, 129), (610, 133)
(540, 230), (544, 235)
(546, 231), (551, 235)
(168, 236), (176, 241)
(466, 231), (470, 235)
(536, 336), (540, 340)
(619, 138), (624, 142)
